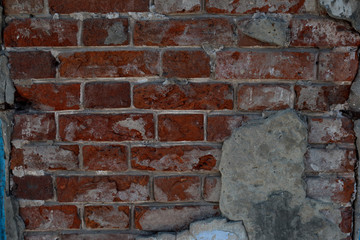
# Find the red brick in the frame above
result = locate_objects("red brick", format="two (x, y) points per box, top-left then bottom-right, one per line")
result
(12, 175), (53, 200)
(48, 0), (149, 13)
(5, 19), (78, 47)
(290, 19), (360, 47)
(163, 51), (210, 78)
(216, 51), (316, 80)
(318, 51), (358, 82)
(56, 176), (150, 202)
(83, 145), (128, 171)
(308, 118), (355, 144)
(295, 85), (350, 112)
(131, 145), (220, 171)
(154, 0), (200, 13)
(9, 51), (57, 79)
(134, 19), (234, 46)
(59, 51), (159, 78)
(158, 114), (204, 141)
(203, 177), (221, 202)
(237, 84), (293, 111)
(154, 176), (201, 202)
(20, 205), (80, 230)
(61, 234), (136, 240)
(207, 115), (258, 142)
(134, 82), (233, 110)
(306, 177), (355, 204)
(83, 19), (129, 46)
(305, 148), (356, 174)
(135, 205), (219, 231)
(4, 0), (45, 14)
(15, 83), (80, 111)
(84, 206), (129, 229)
(59, 114), (154, 141)
(11, 145), (79, 171)
(84, 82), (130, 109)
(13, 113), (56, 141)
(206, 0), (307, 14)
(340, 207), (353, 233)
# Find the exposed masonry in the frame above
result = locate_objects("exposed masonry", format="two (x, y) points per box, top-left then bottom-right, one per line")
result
(3, 0), (360, 239)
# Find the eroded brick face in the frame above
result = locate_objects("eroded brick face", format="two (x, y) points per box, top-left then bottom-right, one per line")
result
(5, 0), (358, 238)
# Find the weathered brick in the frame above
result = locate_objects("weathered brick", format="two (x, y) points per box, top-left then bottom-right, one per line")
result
(340, 207), (353, 233)
(5, 19), (78, 47)
(12, 175), (53, 200)
(9, 51), (57, 79)
(206, 0), (307, 14)
(158, 114), (204, 141)
(84, 82), (130, 109)
(306, 177), (355, 204)
(20, 205), (80, 230)
(61, 234), (136, 240)
(4, 0), (44, 14)
(163, 51), (210, 78)
(15, 83), (80, 111)
(13, 113), (56, 141)
(25, 234), (59, 240)
(133, 82), (233, 110)
(308, 118), (355, 144)
(135, 205), (219, 231)
(290, 19), (360, 47)
(84, 206), (130, 229)
(49, 0), (148, 13)
(207, 115), (258, 142)
(203, 177), (221, 202)
(237, 84), (293, 111)
(318, 51), (358, 82)
(58, 51), (159, 78)
(11, 145), (79, 171)
(295, 85), (350, 112)
(83, 19), (129, 46)
(59, 114), (154, 141)
(154, 0), (200, 13)
(131, 145), (220, 171)
(154, 176), (201, 202)
(305, 148), (356, 173)
(56, 176), (150, 202)
(134, 19), (234, 46)
(83, 145), (128, 171)
(216, 51), (316, 80)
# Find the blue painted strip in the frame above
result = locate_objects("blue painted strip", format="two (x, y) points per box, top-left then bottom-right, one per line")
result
(0, 121), (6, 240)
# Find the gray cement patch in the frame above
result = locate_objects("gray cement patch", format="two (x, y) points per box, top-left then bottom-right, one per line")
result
(220, 110), (348, 240)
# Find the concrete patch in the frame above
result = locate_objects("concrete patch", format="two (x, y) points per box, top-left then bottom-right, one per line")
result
(220, 110), (347, 239)
(240, 13), (291, 46)
(137, 218), (248, 240)
(320, 0), (360, 32)
(104, 22), (127, 45)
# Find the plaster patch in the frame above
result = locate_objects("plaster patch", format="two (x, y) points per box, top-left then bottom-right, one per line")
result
(104, 22), (127, 45)
(220, 110), (348, 239)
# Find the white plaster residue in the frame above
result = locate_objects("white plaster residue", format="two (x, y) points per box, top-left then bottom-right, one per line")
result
(64, 122), (77, 141)
(38, 209), (75, 230)
(128, 12), (168, 21)
(320, 0), (355, 18)
(116, 183), (149, 202)
(195, 230), (237, 240)
(113, 117), (147, 139)
(154, 187), (168, 201)
(30, 19), (51, 35)
(184, 182), (200, 199)
(87, 209), (128, 228)
(74, 181), (117, 202)
(9, 0), (43, 13)
(21, 115), (49, 139)
(18, 200), (45, 207)
(120, 63), (145, 76)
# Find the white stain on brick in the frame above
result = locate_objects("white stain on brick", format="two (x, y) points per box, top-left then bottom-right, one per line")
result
(113, 117), (147, 139)
(38, 209), (75, 230)
(116, 183), (149, 202)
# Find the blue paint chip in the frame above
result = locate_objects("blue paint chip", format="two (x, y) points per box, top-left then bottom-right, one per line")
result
(0, 121), (6, 240)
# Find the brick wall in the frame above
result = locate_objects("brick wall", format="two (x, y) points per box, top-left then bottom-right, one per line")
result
(3, 0), (359, 239)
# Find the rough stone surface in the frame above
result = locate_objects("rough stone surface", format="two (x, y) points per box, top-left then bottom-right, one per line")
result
(320, 0), (360, 32)
(137, 218), (247, 240)
(220, 110), (347, 239)
(240, 13), (290, 46)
